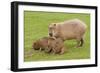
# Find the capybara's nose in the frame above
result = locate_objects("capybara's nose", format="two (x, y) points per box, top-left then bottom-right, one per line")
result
(49, 33), (52, 37)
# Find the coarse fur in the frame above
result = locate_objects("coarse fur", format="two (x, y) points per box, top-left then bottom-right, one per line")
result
(32, 37), (66, 54)
(49, 19), (87, 47)
(32, 37), (49, 51)
(47, 38), (66, 54)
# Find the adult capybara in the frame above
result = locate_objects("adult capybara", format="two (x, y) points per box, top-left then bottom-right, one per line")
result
(48, 19), (87, 47)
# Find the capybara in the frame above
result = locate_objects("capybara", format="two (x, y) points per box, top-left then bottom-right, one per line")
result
(32, 37), (66, 54)
(48, 19), (87, 47)
(47, 37), (66, 54)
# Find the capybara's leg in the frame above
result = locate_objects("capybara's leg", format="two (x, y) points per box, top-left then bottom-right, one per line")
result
(76, 37), (82, 47)
(45, 48), (52, 53)
(80, 38), (84, 47)
(51, 48), (57, 54)
(76, 37), (84, 47)
(60, 47), (65, 54)
(39, 48), (42, 51)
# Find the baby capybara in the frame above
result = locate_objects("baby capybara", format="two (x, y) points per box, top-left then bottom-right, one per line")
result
(32, 37), (66, 54)
(49, 19), (87, 47)
(47, 37), (66, 54)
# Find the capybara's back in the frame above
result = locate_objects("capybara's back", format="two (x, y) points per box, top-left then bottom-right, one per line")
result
(32, 37), (49, 50)
(60, 19), (87, 40)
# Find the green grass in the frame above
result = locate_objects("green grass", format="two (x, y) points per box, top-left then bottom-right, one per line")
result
(24, 11), (90, 62)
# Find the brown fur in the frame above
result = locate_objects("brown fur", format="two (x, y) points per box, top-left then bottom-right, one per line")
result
(49, 19), (87, 47)
(32, 37), (66, 54)
(46, 37), (66, 54)
(32, 37), (49, 50)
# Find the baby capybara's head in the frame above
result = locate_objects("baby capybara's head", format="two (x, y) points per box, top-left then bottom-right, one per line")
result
(32, 41), (40, 50)
(32, 37), (49, 50)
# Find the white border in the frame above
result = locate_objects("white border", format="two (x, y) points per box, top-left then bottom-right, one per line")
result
(18, 5), (95, 68)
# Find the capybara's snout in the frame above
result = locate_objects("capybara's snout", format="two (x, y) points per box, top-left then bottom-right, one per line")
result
(49, 33), (53, 37)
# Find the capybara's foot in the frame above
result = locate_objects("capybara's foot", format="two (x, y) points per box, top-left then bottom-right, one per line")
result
(59, 47), (65, 55)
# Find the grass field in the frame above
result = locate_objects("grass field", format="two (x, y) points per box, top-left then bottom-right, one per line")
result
(24, 11), (90, 62)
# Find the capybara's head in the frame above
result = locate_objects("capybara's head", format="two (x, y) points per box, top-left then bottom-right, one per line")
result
(32, 41), (40, 50)
(49, 23), (58, 37)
